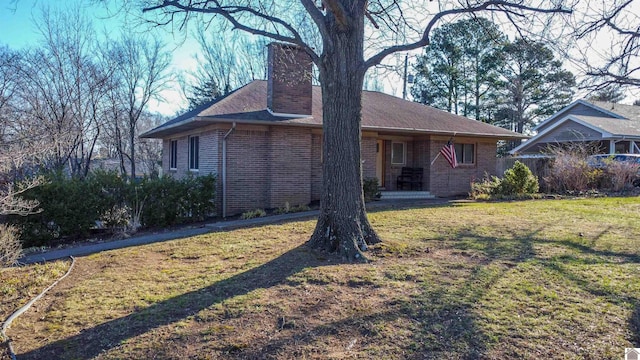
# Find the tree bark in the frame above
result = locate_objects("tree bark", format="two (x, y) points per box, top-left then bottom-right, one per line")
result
(308, 6), (381, 262)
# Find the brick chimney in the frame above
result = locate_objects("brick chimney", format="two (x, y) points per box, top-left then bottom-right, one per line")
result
(267, 43), (313, 116)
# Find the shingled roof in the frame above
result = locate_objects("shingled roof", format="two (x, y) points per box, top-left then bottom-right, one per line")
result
(142, 80), (525, 139)
(571, 114), (640, 137)
(585, 100), (640, 120)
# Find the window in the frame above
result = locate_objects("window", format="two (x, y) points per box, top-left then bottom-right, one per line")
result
(391, 142), (406, 165)
(455, 143), (475, 165)
(169, 140), (178, 170)
(189, 136), (199, 170)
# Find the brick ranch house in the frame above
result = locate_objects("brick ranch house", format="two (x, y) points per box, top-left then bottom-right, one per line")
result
(142, 43), (525, 217)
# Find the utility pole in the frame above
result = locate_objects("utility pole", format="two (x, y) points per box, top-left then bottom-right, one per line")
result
(402, 53), (408, 100)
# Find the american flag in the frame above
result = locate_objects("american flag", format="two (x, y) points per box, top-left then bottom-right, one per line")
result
(440, 141), (458, 168)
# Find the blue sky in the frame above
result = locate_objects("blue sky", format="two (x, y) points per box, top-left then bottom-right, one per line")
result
(0, 0), (198, 116)
(3, 1), (639, 114)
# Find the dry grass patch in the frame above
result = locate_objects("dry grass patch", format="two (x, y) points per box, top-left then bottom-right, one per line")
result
(2, 197), (639, 359)
(1, 260), (71, 359)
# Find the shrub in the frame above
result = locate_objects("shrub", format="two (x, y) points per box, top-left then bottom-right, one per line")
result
(274, 202), (311, 215)
(363, 178), (381, 202)
(470, 161), (539, 200)
(0, 224), (21, 267)
(13, 171), (111, 247)
(470, 175), (502, 199)
(603, 160), (640, 191)
(501, 161), (539, 195)
(181, 173), (217, 220)
(10, 172), (217, 247)
(543, 143), (602, 193)
(241, 209), (266, 220)
(136, 173), (216, 228)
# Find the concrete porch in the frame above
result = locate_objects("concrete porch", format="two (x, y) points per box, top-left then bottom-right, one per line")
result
(379, 191), (435, 200)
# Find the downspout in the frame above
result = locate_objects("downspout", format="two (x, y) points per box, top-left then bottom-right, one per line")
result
(222, 122), (236, 218)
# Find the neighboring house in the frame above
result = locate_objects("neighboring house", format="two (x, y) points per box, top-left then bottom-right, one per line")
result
(510, 99), (640, 155)
(141, 43), (524, 216)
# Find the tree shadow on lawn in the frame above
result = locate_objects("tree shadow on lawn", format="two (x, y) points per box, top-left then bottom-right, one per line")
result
(239, 258), (505, 359)
(19, 227), (519, 360)
(238, 230), (541, 359)
(20, 224), (640, 358)
(17, 244), (334, 360)
(540, 250), (640, 346)
(449, 225), (640, 347)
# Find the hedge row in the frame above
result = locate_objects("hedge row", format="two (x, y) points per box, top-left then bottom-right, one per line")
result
(10, 171), (216, 248)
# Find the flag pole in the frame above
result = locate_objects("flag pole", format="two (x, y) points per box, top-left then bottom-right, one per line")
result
(430, 152), (441, 165)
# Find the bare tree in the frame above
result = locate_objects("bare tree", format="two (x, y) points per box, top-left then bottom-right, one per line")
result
(140, 0), (573, 261)
(575, 0), (640, 89)
(104, 35), (172, 179)
(12, 7), (111, 178)
(182, 29), (269, 110)
(0, 46), (43, 217)
(137, 112), (164, 177)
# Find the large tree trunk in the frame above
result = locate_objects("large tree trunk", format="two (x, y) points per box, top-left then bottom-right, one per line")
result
(308, 9), (381, 262)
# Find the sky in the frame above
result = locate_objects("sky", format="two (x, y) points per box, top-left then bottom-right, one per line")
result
(0, 0), (199, 116)
(2, 1), (639, 117)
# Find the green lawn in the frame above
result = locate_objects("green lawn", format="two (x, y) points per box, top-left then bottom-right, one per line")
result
(2, 197), (639, 359)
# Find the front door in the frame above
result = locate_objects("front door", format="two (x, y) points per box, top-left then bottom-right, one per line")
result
(376, 140), (385, 187)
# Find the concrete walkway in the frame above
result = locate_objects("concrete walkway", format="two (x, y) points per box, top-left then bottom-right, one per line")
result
(19, 198), (448, 265)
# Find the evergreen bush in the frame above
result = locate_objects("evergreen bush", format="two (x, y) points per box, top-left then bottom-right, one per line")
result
(11, 172), (216, 247)
(500, 161), (539, 195)
(470, 161), (539, 200)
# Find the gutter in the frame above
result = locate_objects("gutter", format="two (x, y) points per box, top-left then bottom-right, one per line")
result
(222, 122), (236, 218)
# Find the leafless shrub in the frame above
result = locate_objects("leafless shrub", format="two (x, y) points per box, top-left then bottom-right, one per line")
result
(603, 160), (640, 192)
(543, 143), (601, 193)
(0, 224), (21, 267)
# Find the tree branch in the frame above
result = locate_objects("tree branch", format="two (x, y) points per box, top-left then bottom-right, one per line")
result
(364, 0), (571, 69)
(300, 0), (329, 39)
(143, 1), (319, 63)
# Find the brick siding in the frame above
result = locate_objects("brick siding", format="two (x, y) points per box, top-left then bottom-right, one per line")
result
(429, 136), (497, 197)
(361, 136), (377, 180)
(311, 134), (322, 201)
(225, 128), (270, 215)
(267, 127), (312, 209)
(161, 128), (498, 215)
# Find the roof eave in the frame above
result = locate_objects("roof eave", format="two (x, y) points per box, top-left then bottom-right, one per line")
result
(142, 116), (527, 139)
(362, 125), (527, 139)
(140, 116), (199, 138)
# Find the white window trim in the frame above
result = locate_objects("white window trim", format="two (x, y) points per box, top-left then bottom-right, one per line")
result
(391, 141), (406, 165)
(189, 136), (200, 171)
(169, 140), (178, 170)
